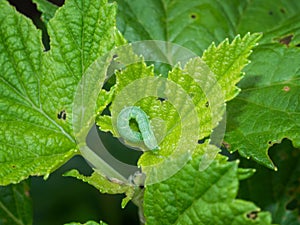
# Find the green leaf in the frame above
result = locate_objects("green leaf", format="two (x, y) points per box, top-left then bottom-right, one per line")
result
(63, 169), (135, 208)
(225, 45), (300, 169)
(0, 181), (32, 225)
(144, 143), (273, 225)
(64, 169), (134, 194)
(223, 1), (300, 169)
(202, 33), (262, 101)
(238, 139), (300, 225)
(32, 0), (58, 24)
(0, 0), (117, 185)
(96, 88), (115, 116)
(0, 0), (76, 185)
(236, 0), (300, 42)
(116, 0), (300, 49)
(115, 0), (246, 54)
(65, 221), (108, 225)
(237, 168), (256, 181)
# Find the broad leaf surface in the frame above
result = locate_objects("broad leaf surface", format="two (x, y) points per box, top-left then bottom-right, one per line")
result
(238, 139), (300, 225)
(226, 45), (300, 168)
(0, 181), (32, 225)
(115, 0), (300, 50)
(114, 0), (245, 55)
(226, 1), (300, 169)
(144, 143), (273, 225)
(0, 0), (117, 185)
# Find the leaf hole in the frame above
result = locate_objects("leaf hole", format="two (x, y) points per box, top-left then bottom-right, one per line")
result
(222, 141), (231, 149)
(48, 0), (64, 6)
(278, 34), (294, 46)
(57, 110), (67, 120)
(189, 13), (198, 20)
(198, 137), (209, 144)
(157, 97), (167, 102)
(205, 101), (209, 107)
(129, 118), (140, 132)
(190, 13), (197, 19)
(246, 211), (258, 220)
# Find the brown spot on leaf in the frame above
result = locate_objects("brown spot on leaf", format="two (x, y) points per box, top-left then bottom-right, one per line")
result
(25, 190), (30, 197)
(222, 141), (231, 149)
(282, 86), (290, 92)
(278, 35), (293, 46)
(247, 211), (258, 220)
(190, 13), (197, 19)
(280, 8), (286, 14)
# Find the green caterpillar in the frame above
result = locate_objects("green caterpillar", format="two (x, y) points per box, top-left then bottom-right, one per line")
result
(117, 106), (158, 151)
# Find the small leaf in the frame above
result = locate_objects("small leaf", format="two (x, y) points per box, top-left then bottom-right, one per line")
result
(64, 169), (135, 207)
(0, 181), (32, 225)
(32, 0), (58, 24)
(65, 221), (108, 225)
(96, 115), (114, 134)
(238, 168), (256, 180)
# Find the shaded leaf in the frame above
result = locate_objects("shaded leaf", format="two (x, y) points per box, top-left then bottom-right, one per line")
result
(115, 0), (247, 54)
(238, 139), (300, 225)
(0, 181), (32, 225)
(226, 45), (300, 169)
(144, 143), (273, 225)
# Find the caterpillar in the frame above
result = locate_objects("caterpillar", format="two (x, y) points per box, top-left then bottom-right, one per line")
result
(117, 106), (159, 151)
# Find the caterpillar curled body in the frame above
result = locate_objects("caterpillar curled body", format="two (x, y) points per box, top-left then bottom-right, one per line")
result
(117, 106), (159, 151)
